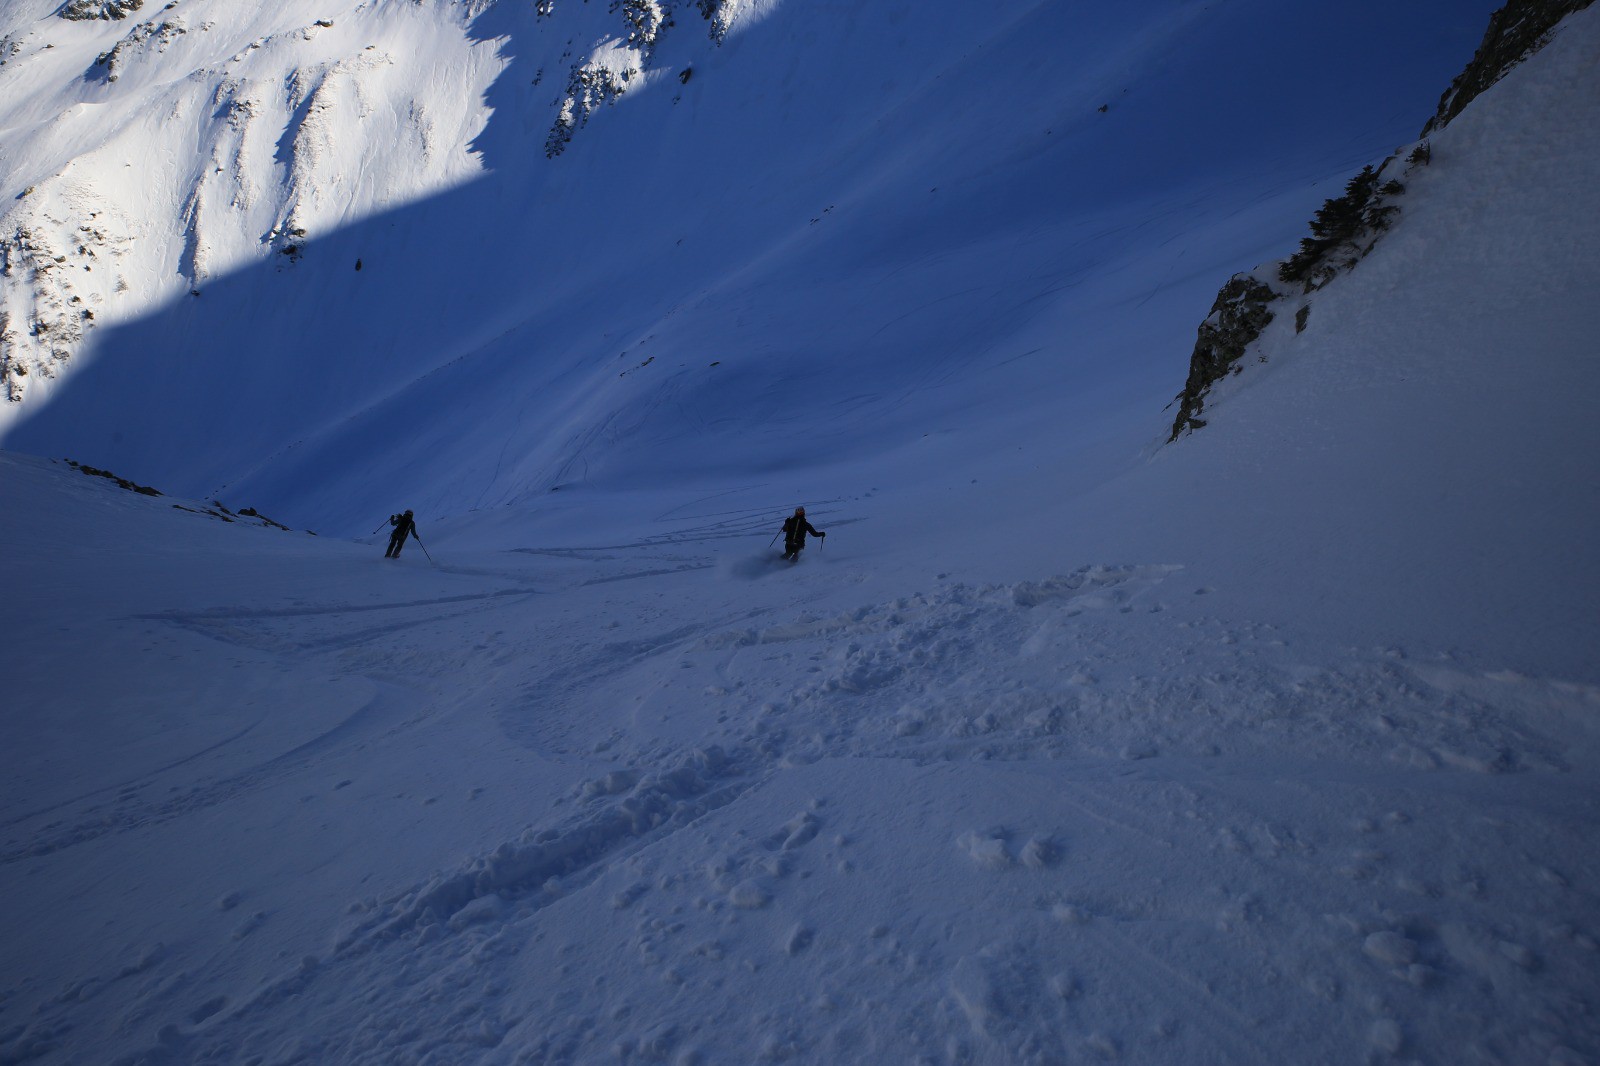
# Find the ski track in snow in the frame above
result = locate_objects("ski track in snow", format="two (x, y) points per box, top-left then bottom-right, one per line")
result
(7, 534), (1594, 1064)
(0, 677), (418, 865)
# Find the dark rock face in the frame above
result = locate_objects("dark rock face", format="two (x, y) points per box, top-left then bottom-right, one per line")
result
(59, 0), (143, 20)
(1425, 0), (1595, 134)
(1168, 276), (1278, 441)
(65, 459), (161, 495)
(697, 0), (735, 43)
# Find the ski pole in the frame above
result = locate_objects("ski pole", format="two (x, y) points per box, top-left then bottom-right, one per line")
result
(413, 530), (436, 566)
(768, 530), (781, 549)
(372, 520), (388, 535)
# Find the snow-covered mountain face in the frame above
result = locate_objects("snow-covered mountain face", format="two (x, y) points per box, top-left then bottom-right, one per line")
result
(0, 0), (498, 395)
(1, 0), (1501, 533)
(3, 5), (1599, 1063)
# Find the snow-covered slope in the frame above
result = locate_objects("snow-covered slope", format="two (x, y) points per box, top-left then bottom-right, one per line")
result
(3, 6), (1599, 1062)
(0, 0), (499, 397)
(3, 0), (1502, 533)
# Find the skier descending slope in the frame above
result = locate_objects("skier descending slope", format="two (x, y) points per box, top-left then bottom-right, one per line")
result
(385, 509), (420, 559)
(780, 506), (826, 562)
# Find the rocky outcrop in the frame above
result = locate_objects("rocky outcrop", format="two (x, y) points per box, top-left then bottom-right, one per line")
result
(91, 16), (187, 82)
(545, 50), (645, 158)
(65, 459), (161, 495)
(620, 0), (667, 49)
(1166, 155), (1417, 440)
(544, 1), (675, 158)
(59, 0), (144, 21)
(1168, 0), (1591, 442)
(0, 214), (130, 403)
(1167, 274), (1280, 439)
(1425, 0), (1595, 134)
(542, 0), (751, 157)
(697, 0), (739, 44)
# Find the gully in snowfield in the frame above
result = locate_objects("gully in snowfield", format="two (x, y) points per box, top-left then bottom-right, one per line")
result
(780, 506), (825, 562)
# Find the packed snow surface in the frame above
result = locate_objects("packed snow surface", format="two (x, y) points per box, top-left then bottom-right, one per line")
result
(4, 2), (1600, 1065)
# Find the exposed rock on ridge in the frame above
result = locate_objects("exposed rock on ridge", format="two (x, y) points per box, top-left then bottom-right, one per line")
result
(1168, 0), (1593, 442)
(59, 0), (144, 21)
(1168, 274), (1278, 436)
(544, 0), (744, 158)
(1425, 0), (1595, 133)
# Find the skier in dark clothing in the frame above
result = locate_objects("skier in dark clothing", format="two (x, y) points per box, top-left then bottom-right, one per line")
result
(385, 510), (419, 558)
(780, 506), (825, 562)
